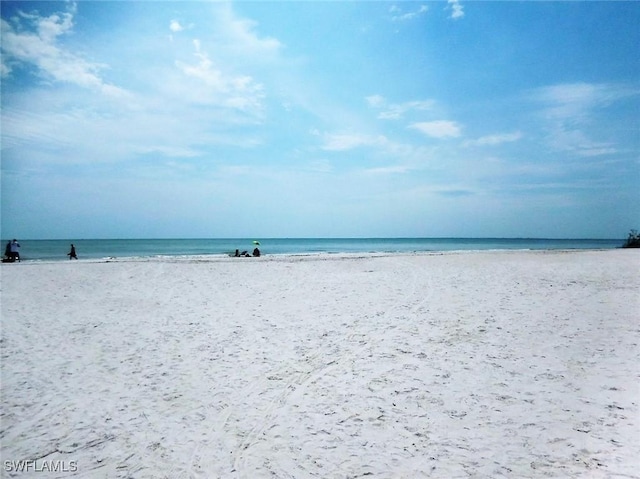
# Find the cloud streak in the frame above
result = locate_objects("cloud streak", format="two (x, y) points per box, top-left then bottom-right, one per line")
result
(465, 132), (523, 147)
(534, 82), (639, 123)
(409, 121), (462, 139)
(532, 82), (639, 157)
(389, 4), (429, 22)
(367, 95), (435, 120)
(175, 40), (265, 113)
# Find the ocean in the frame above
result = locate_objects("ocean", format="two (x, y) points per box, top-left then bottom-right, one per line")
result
(1, 238), (625, 262)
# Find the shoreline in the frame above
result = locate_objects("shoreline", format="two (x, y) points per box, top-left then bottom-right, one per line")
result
(0, 246), (630, 265)
(2, 237), (625, 263)
(2, 249), (638, 477)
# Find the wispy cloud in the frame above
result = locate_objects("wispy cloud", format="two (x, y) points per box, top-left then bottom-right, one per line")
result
(366, 95), (435, 120)
(465, 131), (523, 147)
(0, 4), (128, 98)
(1, 2), (280, 171)
(532, 82), (639, 157)
(534, 82), (637, 122)
(546, 129), (618, 158)
(175, 40), (265, 113)
(213, 2), (282, 60)
(169, 20), (184, 33)
(448, 0), (465, 20)
(409, 121), (462, 139)
(389, 4), (428, 22)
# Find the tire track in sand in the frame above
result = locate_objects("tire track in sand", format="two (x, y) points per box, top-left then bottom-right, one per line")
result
(229, 255), (434, 478)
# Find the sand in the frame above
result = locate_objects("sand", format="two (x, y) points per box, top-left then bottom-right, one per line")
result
(1, 250), (638, 478)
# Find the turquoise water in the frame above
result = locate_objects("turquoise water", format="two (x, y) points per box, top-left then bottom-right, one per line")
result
(2, 238), (624, 262)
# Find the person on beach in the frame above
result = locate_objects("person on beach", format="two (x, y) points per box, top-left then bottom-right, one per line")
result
(252, 247), (260, 257)
(4, 241), (11, 261)
(10, 239), (20, 262)
(68, 244), (78, 260)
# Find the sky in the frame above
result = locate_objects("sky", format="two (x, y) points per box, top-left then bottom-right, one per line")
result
(1, 1), (638, 239)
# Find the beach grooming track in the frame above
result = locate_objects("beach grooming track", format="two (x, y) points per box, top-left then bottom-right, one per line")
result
(1, 251), (638, 478)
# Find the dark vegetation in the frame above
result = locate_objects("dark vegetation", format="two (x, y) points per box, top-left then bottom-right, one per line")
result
(622, 229), (640, 248)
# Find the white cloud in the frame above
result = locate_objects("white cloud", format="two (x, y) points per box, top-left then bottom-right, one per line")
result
(547, 129), (618, 157)
(367, 95), (434, 120)
(466, 131), (523, 146)
(0, 6), (127, 98)
(366, 94), (386, 108)
(213, 2), (282, 60)
(0, 4), (276, 174)
(1, 61), (12, 77)
(390, 4), (428, 22)
(409, 121), (462, 138)
(532, 82), (639, 156)
(448, 0), (465, 20)
(169, 20), (184, 33)
(379, 101), (435, 120)
(534, 82), (637, 122)
(174, 42), (264, 113)
(33, 9), (74, 41)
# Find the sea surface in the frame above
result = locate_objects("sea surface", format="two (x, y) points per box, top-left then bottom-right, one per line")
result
(1, 238), (624, 262)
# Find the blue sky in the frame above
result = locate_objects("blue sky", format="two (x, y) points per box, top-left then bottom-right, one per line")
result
(1, 1), (638, 239)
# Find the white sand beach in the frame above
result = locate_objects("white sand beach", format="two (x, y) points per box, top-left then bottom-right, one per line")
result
(1, 250), (638, 479)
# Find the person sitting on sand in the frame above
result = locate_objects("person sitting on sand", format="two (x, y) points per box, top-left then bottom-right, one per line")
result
(68, 244), (78, 260)
(252, 248), (260, 257)
(4, 241), (11, 261)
